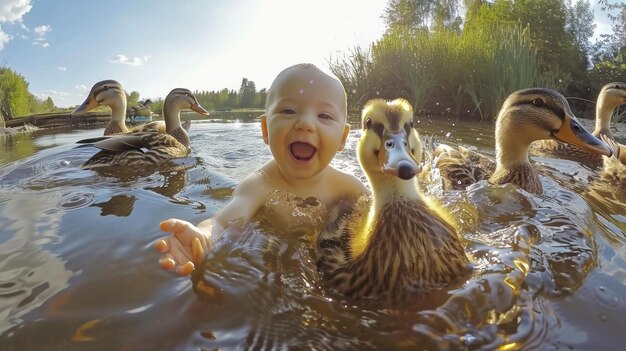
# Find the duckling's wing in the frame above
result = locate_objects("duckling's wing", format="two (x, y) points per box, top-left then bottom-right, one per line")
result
(434, 144), (494, 189)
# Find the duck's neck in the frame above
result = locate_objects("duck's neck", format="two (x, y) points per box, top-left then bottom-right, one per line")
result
(594, 93), (615, 135)
(494, 129), (531, 170)
(104, 100), (129, 135)
(162, 102), (188, 146)
(163, 102), (183, 134)
(367, 172), (422, 213)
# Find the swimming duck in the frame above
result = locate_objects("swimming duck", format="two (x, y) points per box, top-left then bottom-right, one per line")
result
(315, 98), (470, 301)
(72, 80), (192, 135)
(431, 88), (614, 195)
(77, 88), (209, 169)
(531, 82), (626, 166)
(131, 99), (152, 117)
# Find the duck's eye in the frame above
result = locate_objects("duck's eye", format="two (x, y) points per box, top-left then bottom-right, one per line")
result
(364, 118), (372, 129)
(572, 123), (582, 132)
(532, 98), (544, 106)
(385, 140), (395, 149)
(403, 140), (408, 147)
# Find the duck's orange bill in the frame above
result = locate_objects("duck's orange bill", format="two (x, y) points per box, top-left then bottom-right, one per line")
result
(552, 114), (612, 157)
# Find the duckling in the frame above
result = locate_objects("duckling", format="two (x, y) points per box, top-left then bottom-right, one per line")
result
(77, 88), (209, 169)
(531, 82), (626, 166)
(316, 98), (470, 301)
(431, 88), (614, 195)
(72, 80), (193, 135)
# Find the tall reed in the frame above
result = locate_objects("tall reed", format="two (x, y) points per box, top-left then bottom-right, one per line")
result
(329, 23), (567, 121)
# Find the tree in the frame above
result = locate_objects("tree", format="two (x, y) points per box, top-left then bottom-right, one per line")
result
(383, 0), (462, 34)
(238, 78), (257, 108)
(0, 67), (31, 117)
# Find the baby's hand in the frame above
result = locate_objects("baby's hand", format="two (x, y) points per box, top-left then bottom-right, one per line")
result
(154, 218), (210, 276)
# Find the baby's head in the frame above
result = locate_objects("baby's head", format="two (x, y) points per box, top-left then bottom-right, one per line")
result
(261, 64), (349, 180)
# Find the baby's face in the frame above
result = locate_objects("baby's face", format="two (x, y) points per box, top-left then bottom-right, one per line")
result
(262, 68), (348, 181)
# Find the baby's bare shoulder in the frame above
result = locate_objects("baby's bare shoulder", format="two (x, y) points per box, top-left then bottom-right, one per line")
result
(327, 167), (368, 197)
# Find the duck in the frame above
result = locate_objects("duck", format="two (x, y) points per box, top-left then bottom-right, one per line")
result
(531, 82), (626, 167)
(72, 80), (192, 135)
(315, 98), (471, 301)
(130, 99), (152, 118)
(429, 88), (615, 195)
(77, 88), (209, 169)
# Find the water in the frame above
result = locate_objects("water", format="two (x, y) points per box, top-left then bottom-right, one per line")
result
(0, 117), (625, 350)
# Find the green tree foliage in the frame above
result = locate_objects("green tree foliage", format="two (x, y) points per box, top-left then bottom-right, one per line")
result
(0, 67), (31, 117)
(383, 0), (462, 33)
(590, 1), (626, 96)
(238, 78), (257, 108)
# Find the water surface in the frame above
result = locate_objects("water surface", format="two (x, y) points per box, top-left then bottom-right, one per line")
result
(1, 117), (625, 350)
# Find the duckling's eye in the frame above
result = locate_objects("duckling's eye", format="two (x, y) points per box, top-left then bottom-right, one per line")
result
(409, 121), (414, 129)
(532, 98), (544, 106)
(364, 118), (372, 129)
(403, 140), (408, 147)
(385, 140), (395, 149)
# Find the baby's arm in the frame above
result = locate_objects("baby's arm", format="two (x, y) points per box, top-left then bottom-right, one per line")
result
(155, 172), (268, 275)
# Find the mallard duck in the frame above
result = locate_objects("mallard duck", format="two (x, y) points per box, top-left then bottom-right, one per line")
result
(531, 82), (626, 166)
(77, 88), (209, 169)
(131, 99), (152, 117)
(315, 98), (470, 301)
(72, 80), (193, 135)
(431, 88), (614, 195)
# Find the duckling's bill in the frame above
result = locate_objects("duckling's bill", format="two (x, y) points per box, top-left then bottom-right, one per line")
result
(552, 114), (613, 157)
(379, 132), (422, 180)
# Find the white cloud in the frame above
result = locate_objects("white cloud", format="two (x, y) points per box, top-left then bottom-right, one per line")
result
(0, 0), (32, 23)
(76, 84), (89, 92)
(33, 24), (50, 36)
(33, 36), (48, 47)
(58, 66), (66, 71)
(110, 54), (151, 66)
(0, 26), (10, 50)
(0, 0), (31, 50)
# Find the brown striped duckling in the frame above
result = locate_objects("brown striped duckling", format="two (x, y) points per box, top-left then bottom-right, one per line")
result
(531, 82), (626, 166)
(431, 88), (615, 195)
(316, 98), (470, 301)
(77, 88), (208, 169)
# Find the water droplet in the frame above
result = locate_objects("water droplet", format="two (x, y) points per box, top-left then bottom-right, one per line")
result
(59, 160), (70, 166)
(58, 192), (95, 210)
(352, 89), (356, 93)
(445, 132), (451, 138)
(299, 89), (304, 94)
(599, 286), (606, 292)
(599, 314), (609, 322)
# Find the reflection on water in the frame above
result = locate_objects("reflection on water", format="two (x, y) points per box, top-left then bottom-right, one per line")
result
(1, 119), (626, 349)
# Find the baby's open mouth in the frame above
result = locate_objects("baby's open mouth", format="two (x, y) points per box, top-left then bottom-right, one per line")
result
(290, 142), (317, 161)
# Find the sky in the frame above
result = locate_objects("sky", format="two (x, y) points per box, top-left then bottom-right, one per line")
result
(0, 0), (618, 108)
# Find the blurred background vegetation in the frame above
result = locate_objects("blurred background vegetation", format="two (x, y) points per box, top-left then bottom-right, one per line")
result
(1, 0), (625, 126)
(329, 0), (626, 121)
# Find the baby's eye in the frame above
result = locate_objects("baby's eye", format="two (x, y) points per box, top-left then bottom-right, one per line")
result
(281, 108), (296, 115)
(318, 113), (333, 120)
